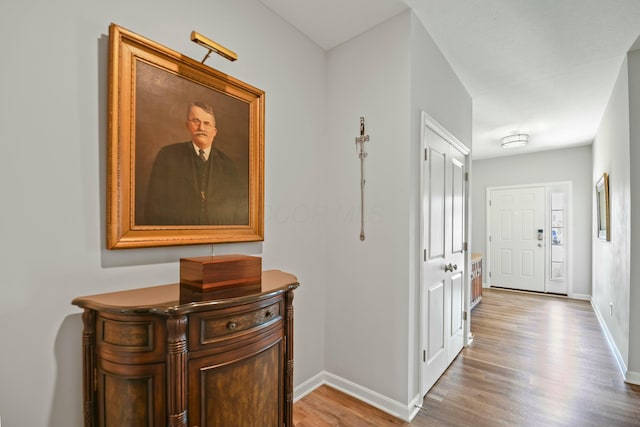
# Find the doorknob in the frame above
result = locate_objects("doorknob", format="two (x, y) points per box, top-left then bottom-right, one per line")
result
(444, 263), (457, 272)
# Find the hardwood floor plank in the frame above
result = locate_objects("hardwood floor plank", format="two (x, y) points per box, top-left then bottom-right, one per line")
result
(294, 385), (406, 427)
(294, 288), (640, 426)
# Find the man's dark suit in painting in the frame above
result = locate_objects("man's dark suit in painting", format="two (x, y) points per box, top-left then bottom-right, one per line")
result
(144, 141), (248, 225)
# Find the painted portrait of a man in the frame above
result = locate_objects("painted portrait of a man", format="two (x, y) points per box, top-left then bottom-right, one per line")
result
(134, 62), (250, 227)
(106, 24), (263, 249)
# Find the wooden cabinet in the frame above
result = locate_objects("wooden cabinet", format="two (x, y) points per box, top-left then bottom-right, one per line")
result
(72, 270), (299, 427)
(471, 253), (483, 308)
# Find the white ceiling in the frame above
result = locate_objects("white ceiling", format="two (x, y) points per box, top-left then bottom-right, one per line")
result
(258, 0), (640, 159)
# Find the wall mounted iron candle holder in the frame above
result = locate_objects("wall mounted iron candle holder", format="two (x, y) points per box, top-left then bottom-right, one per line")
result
(355, 117), (371, 241)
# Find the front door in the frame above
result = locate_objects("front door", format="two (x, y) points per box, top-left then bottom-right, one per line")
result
(489, 187), (545, 292)
(421, 117), (466, 396)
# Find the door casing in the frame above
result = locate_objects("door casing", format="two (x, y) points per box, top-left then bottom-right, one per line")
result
(418, 112), (471, 398)
(486, 182), (572, 295)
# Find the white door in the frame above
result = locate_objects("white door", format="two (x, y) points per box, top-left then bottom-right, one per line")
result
(421, 118), (466, 396)
(489, 187), (545, 292)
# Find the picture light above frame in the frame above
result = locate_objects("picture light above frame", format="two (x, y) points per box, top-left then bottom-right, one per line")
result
(190, 31), (238, 63)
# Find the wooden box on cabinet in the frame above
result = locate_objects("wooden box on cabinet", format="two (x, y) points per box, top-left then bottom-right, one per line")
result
(72, 270), (299, 427)
(179, 255), (262, 291)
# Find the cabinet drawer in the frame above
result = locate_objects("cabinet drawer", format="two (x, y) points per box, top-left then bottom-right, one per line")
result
(96, 312), (166, 364)
(190, 298), (282, 352)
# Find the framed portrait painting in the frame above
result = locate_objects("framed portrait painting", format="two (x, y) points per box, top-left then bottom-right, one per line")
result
(107, 24), (264, 249)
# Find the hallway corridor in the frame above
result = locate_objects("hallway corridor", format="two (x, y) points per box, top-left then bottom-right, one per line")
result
(294, 288), (640, 426)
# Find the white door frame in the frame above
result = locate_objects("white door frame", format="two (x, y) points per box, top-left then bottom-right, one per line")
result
(486, 181), (572, 296)
(418, 111), (471, 397)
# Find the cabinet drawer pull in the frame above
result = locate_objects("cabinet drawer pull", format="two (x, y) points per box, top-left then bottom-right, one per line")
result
(227, 321), (237, 330)
(265, 310), (274, 319)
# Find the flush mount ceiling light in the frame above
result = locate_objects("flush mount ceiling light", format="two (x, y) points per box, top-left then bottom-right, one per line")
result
(501, 133), (529, 148)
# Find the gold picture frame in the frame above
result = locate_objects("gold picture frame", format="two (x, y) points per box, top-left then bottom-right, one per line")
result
(596, 172), (610, 241)
(107, 24), (264, 249)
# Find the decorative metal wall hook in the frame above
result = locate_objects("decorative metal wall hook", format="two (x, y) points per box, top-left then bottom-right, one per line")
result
(355, 116), (371, 241)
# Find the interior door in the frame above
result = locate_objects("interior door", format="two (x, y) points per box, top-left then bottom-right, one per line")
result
(421, 122), (466, 396)
(489, 187), (545, 292)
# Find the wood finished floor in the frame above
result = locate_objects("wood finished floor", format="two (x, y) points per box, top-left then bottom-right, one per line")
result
(293, 288), (640, 426)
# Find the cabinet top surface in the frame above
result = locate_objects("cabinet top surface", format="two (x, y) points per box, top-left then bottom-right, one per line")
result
(72, 270), (298, 315)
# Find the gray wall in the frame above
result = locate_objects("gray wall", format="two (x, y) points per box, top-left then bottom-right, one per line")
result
(592, 55), (631, 372)
(0, 1), (474, 425)
(409, 11), (473, 399)
(591, 45), (640, 383)
(325, 10), (412, 407)
(0, 1), (328, 425)
(628, 46), (640, 380)
(323, 10), (471, 411)
(471, 145), (593, 297)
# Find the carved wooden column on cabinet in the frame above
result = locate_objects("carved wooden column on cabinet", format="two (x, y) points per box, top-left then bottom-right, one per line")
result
(167, 315), (187, 427)
(81, 310), (96, 427)
(72, 270), (299, 427)
(284, 289), (295, 424)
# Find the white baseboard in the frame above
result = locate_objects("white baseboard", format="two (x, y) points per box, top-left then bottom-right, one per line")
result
(570, 293), (591, 301)
(590, 298), (628, 380)
(293, 371), (420, 422)
(625, 370), (640, 385)
(293, 372), (325, 402)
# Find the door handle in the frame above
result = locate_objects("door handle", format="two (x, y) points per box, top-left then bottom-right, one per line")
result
(444, 263), (458, 273)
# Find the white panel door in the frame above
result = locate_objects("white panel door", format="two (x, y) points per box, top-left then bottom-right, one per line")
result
(421, 123), (466, 396)
(489, 187), (545, 292)
(448, 154), (465, 362)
